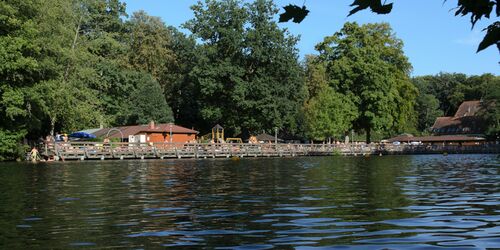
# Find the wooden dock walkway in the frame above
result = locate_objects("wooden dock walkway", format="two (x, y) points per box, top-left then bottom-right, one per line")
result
(39, 142), (500, 161)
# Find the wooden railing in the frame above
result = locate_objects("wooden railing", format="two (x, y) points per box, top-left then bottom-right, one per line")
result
(40, 142), (500, 161)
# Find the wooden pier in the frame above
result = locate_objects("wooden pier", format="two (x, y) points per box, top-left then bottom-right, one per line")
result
(39, 141), (500, 161)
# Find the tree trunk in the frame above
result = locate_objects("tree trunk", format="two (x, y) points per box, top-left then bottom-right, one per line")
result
(366, 127), (371, 144)
(63, 15), (82, 82)
(50, 116), (56, 136)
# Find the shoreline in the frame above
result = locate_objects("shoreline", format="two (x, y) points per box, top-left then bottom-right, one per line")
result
(33, 142), (500, 162)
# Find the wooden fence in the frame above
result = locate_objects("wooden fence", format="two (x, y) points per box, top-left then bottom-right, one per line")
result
(39, 141), (500, 161)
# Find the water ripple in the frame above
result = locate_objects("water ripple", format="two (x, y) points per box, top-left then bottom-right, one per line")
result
(0, 155), (498, 249)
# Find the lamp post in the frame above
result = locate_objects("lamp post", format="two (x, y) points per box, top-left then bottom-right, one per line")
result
(169, 123), (173, 143)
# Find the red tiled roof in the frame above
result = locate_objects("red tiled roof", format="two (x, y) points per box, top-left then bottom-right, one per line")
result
(431, 100), (485, 135)
(431, 117), (458, 130)
(454, 100), (481, 118)
(93, 123), (198, 139)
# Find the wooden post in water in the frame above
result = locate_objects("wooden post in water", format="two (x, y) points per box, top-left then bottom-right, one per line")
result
(54, 142), (59, 161)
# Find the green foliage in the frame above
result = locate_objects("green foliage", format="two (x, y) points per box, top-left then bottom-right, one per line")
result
(303, 87), (358, 141)
(412, 73), (499, 136)
(314, 22), (417, 143)
(332, 148), (342, 156)
(126, 11), (177, 91)
(184, 0), (306, 136)
(0, 0), (45, 160)
(415, 94), (443, 132)
(0, 129), (28, 161)
(413, 73), (465, 116)
(165, 29), (198, 127)
(479, 79), (500, 139)
(413, 73), (499, 116)
(1, 0), (496, 161)
(124, 73), (174, 125)
(304, 55), (328, 99)
(0, 0), (178, 160)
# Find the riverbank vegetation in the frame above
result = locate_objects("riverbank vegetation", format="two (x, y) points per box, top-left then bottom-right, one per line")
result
(1, 0), (498, 160)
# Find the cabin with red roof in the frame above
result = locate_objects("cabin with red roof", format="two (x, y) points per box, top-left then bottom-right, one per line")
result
(386, 101), (487, 145)
(431, 100), (485, 135)
(93, 121), (198, 143)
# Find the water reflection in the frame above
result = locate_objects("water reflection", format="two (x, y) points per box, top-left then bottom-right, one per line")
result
(0, 155), (498, 249)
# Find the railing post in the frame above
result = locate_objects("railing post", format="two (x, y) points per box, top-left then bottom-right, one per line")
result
(54, 142), (60, 161)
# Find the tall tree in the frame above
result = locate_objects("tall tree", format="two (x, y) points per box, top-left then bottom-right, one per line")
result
(302, 55), (357, 141)
(119, 72), (174, 125)
(36, 0), (104, 135)
(0, 0), (47, 159)
(243, 0), (306, 135)
(415, 94), (443, 132)
(165, 28), (198, 128)
(184, 0), (305, 136)
(125, 11), (193, 127)
(184, 0), (247, 135)
(315, 22), (417, 143)
(0, 0), (180, 160)
(303, 86), (357, 141)
(126, 11), (177, 95)
(480, 79), (500, 139)
(304, 55), (328, 99)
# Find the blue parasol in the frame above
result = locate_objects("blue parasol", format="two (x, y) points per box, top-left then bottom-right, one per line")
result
(69, 131), (96, 139)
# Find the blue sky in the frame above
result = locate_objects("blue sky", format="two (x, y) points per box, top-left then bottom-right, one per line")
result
(122, 0), (498, 76)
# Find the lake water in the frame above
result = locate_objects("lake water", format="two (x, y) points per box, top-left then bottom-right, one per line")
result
(0, 155), (499, 249)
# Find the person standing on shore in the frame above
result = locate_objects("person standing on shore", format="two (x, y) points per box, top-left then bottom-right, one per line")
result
(30, 147), (39, 162)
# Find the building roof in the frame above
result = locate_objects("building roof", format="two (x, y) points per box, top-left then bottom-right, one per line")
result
(454, 100), (481, 118)
(256, 133), (283, 142)
(92, 123), (198, 139)
(431, 100), (485, 135)
(432, 117), (458, 129)
(387, 134), (485, 143)
(212, 124), (224, 130)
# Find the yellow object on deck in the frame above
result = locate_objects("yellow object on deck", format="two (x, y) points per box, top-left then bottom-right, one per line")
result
(226, 138), (243, 143)
(212, 124), (224, 143)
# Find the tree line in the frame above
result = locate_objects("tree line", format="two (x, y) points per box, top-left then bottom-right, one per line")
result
(1, 0), (498, 160)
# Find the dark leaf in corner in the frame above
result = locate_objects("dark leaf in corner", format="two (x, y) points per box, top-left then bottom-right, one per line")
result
(452, 0), (495, 28)
(477, 21), (500, 52)
(349, 0), (393, 16)
(371, 2), (393, 14)
(279, 4), (309, 23)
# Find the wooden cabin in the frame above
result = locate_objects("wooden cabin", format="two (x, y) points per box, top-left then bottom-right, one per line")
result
(431, 100), (485, 135)
(93, 121), (198, 143)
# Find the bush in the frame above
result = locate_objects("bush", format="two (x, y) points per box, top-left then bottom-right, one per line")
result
(332, 148), (342, 156)
(0, 129), (29, 161)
